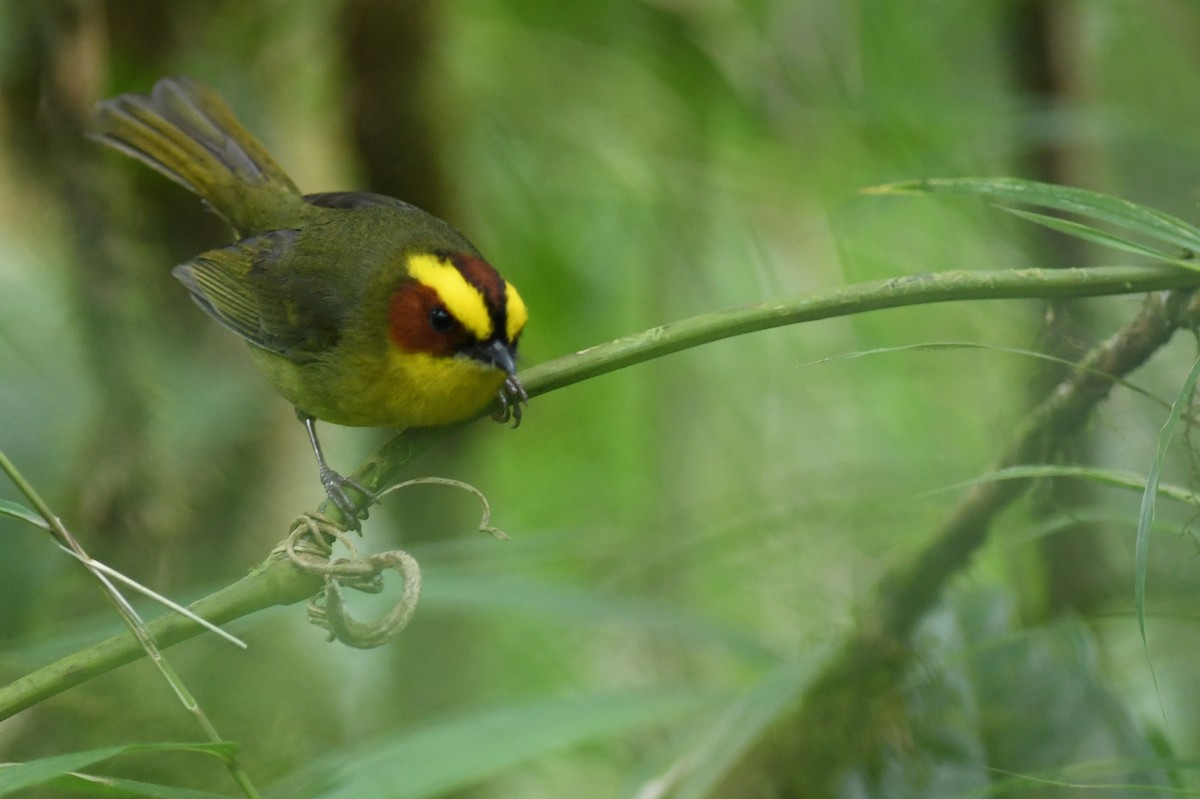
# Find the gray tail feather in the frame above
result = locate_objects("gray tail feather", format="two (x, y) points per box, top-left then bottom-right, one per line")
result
(91, 77), (301, 234)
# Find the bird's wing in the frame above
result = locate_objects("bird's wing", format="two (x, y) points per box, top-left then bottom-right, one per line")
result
(173, 229), (342, 362)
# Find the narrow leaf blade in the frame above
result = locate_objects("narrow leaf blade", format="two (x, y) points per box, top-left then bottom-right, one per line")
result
(49, 771), (234, 798)
(647, 652), (828, 799)
(934, 464), (1200, 508)
(1136, 354), (1200, 642)
(0, 743), (235, 794)
(866, 176), (1200, 253)
(1001, 207), (1197, 269)
(282, 690), (713, 799)
(0, 499), (49, 530)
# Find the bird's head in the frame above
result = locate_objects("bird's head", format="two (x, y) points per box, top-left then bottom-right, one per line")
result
(387, 250), (528, 421)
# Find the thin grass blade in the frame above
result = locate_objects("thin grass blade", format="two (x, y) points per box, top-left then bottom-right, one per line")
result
(635, 651), (827, 799)
(0, 499), (49, 530)
(277, 690), (713, 799)
(930, 464), (1200, 508)
(57, 546), (247, 649)
(0, 743), (236, 794)
(805, 342), (1167, 410)
(1001, 207), (1196, 268)
(865, 176), (1200, 254)
(1136, 353), (1200, 643)
(48, 771), (233, 798)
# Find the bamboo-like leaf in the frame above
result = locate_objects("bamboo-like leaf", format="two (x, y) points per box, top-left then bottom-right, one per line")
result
(276, 690), (712, 799)
(47, 772), (233, 798)
(421, 571), (775, 659)
(1136, 354), (1200, 642)
(0, 498), (49, 530)
(638, 652), (828, 799)
(1001, 207), (1197, 268)
(0, 742), (236, 795)
(806, 342), (1167, 410)
(932, 464), (1200, 509)
(865, 176), (1200, 254)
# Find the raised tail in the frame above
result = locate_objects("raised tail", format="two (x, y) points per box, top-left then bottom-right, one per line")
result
(91, 77), (303, 235)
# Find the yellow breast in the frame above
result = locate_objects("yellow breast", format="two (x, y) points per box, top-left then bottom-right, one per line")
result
(250, 345), (505, 429)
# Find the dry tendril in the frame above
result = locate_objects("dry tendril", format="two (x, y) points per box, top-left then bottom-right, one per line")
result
(279, 478), (506, 648)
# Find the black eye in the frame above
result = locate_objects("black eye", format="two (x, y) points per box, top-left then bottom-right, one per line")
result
(429, 306), (454, 333)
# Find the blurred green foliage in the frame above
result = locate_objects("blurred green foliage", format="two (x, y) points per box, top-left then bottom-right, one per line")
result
(2, 0), (1200, 797)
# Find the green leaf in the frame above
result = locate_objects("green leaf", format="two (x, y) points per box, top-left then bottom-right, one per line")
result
(0, 743), (236, 795)
(0, 498), (49, 530)
(1136, 354), (1200, 642)
(645, 651), (828, 799)
(933, 464), (1200, 509)
(805, 341), (1168, 410)
(277, 690), (713, 799)
(1001, 207), (1195, 267)
(421, 570), (775, 660)
(865, 176), (1200, 255)
(47, 772), (234, 798)
(947, 595), (1171, 798)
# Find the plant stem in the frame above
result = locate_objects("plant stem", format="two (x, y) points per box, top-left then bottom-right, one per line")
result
(3, 264), (1197, 721)
(0, 554), (319, 719)
(749, 287), (1200, 796)
(520, 264), (1198, 396)
(0, 452), (271, 797)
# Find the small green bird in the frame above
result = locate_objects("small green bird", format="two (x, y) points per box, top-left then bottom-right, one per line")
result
(92, 77), (528, 529)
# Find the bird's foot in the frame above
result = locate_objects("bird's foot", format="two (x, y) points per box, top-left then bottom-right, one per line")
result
(319, 467), (378, 533)
(491, 375), (529, 428)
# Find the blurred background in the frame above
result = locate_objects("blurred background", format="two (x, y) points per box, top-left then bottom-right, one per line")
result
(2, 1), (1200, 796)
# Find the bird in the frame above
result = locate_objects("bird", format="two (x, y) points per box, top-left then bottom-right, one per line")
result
(90, 77), (528, 530)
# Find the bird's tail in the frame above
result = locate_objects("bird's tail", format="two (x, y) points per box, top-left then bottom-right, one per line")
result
(91, 76), (302, 235)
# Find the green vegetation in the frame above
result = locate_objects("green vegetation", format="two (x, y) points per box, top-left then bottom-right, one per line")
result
(3, 1), (1200, 796)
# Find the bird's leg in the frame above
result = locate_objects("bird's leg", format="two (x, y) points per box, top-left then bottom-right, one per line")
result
(491, 375), (529, 428)
(301, 414), (377, 531)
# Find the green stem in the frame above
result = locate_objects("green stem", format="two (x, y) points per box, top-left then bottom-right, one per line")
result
(0, 554), (319, 719)
(2, 264), (1196, 719)
(765, 287), (1200, 795)
(348, 265), (1200, 503)
(519, 264), (1198, 396)
(0, 451), (273, 797)
(0, 448), (74, 551)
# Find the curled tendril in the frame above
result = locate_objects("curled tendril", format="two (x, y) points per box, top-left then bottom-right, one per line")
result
(308, 549), (421, 649)
(377, 476), (509, 540)
(280, 477), (506, 648)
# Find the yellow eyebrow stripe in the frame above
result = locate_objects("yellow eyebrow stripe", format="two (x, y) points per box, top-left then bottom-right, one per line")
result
(505, 282), (528, 342)
(406, 253), (493, 340)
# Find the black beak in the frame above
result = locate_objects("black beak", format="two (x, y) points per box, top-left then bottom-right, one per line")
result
(470, 338), (518, 376)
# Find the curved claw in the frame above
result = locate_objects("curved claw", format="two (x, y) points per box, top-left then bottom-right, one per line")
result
(491, 375), (529, 428)
(319, 467), (377, 532)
